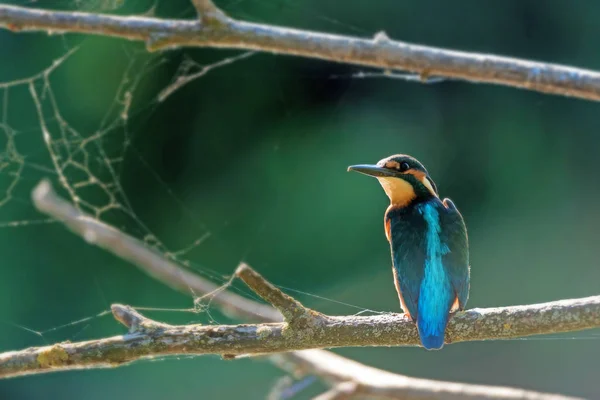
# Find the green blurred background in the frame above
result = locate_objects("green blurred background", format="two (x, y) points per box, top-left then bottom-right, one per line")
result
(1, 0), (599, 398)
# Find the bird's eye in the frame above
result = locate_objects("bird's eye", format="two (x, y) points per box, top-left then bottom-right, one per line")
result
(399, 162), (410, 172)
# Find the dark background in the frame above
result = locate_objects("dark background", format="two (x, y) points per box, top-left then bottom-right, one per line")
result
(0, 0), (599, 398)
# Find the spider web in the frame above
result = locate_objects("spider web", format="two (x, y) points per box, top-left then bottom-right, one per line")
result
(0, 0), (395, 346)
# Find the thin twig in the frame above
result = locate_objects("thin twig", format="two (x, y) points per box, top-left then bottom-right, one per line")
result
(157, 51), (255, 102)
(236, 263), (325, 326)
(111, 304), (172, 333)
(1, 4), (600, 101)
(190, 0), (216, 14)
(190, 0), (227, 24)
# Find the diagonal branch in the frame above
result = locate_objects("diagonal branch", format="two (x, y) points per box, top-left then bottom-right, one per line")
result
(283, 351), (576, 400)
(11, 178), (592, 400)
(235, 263), (326, 327)
(1, 4), (600, 101)
(30, 180), (280, 322)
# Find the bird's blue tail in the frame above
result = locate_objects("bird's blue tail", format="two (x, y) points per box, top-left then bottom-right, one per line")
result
(417, 314), (448, 350)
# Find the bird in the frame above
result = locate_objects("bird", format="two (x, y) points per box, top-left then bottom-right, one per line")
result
(348, 154), (469, 350)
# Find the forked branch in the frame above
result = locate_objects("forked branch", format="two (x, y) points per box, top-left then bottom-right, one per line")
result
(236, 263), (326, 327)
(1, 3), (600, 101)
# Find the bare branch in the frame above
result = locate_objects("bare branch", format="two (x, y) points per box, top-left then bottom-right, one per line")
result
(235, 263), (325, 326)
(292, 351), (577, 400)
(0, 292), (597, 393)
(17, 179), (591, 400)
(2, 288), (600, 380)
(1, 4), (600, 101)
(111, 304), (173, 333)
(111, 304), (148, 331)
(157, 51), (255, 102)
(31, 179), (280, 322)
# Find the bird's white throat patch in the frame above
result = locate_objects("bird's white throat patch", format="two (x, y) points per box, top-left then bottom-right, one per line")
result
(377, 177), (416, 207)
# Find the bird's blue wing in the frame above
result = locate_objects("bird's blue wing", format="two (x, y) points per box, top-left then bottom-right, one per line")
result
(440, 198), (470, 310)
(388, 209), (427, 320)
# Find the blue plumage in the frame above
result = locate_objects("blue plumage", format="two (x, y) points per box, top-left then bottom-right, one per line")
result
(349, 154), (470, 350)
(417, 202), (453, 350)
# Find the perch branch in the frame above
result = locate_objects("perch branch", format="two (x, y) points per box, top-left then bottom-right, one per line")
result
(1, 292), (598, 393)
(1, 4), (600, 101)
(13, 178), (591, 400)
(0, 275), (595, 400)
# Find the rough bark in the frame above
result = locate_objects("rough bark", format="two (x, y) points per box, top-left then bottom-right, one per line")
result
(1, 4), (600, 101)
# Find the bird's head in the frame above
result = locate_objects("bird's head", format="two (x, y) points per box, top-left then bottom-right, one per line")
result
(348, 154), (438, 207)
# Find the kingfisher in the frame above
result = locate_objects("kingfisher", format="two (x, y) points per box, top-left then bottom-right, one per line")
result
(348, 154), (469, 350)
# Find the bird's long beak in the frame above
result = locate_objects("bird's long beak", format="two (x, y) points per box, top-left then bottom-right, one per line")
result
(347, 164), (396, 178)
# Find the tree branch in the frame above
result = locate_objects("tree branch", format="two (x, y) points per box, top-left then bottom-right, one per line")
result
(2, 286), (599, 379)
(1, 3), (600, 101)
(15, 178), (592, 400)
(281, 351), (576, 400)
(30, 180), (280, 322)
